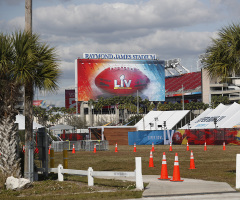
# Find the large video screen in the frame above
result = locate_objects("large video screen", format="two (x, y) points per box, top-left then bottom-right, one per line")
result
(76, 59), (165, 101)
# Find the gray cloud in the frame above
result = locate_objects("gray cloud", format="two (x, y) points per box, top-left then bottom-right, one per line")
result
(1, 0), (239, 106)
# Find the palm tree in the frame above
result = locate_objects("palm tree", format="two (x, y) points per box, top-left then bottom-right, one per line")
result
(11, 31), (60, 180)
(203, 23), (240, 81)
(0, 33), (21, 179)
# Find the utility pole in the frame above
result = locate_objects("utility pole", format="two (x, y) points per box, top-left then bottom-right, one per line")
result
(25, 0), (32, 33)
(24, 0), (34, 181)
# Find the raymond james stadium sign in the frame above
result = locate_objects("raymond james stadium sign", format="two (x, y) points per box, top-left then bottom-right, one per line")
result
(83, 53), (157, 60)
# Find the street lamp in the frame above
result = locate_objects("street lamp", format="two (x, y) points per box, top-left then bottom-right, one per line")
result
(149, 123), (154, 130)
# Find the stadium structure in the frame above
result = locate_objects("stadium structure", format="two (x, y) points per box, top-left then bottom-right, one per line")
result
(164, 58), (201, 104)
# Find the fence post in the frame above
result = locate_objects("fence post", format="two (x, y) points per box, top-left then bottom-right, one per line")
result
(236, 154), (240, 189)
(58, 164), (64, 181)
(63, 149), (68, 169)
(88, 167), (94, 186)
(135, 157), (144, 190)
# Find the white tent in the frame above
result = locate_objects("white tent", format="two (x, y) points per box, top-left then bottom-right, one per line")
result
(135, 110), (190, 130)
(181, 102), (240, 129)
(15, 114), (43, 130)
(49, 124), (74, 135)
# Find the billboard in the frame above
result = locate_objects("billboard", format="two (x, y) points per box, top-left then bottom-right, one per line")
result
(33, 100), (46, 107)
(76, 59), (165, 101)
(65, 89), (80, 112)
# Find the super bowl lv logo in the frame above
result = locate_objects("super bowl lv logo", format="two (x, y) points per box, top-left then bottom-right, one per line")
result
(114, 75), (132, 89)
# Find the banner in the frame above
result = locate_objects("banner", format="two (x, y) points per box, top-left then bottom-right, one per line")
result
(128, 129), (240, 145)
(128, 130), (170, 145)
(173, 129), (240, 145)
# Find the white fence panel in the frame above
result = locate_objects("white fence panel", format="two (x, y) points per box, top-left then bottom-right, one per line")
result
(49, 157), (143, 190)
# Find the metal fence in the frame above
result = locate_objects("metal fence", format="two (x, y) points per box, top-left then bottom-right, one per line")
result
(51, 140), (108, 152)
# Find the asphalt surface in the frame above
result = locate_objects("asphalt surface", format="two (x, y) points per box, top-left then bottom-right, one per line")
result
(99, 175), (240, 200)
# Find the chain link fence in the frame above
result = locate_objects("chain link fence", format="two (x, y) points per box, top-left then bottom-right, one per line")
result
(51, 140), (109, 152)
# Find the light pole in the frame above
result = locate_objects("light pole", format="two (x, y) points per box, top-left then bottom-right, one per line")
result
(154, 117), (158, 130)
(137, 90), (139, 115)
(163, 121), (166, 130)
(182, 85), (184, 110)
(214, 117), (217, 128)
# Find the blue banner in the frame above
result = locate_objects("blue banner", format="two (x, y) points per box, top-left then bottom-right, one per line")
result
(128, 130), (167, 145)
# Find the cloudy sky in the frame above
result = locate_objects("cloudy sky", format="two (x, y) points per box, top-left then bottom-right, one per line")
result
(1, 0), (240, 107)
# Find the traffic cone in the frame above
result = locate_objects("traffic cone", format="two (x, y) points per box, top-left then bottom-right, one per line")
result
(189, 150), (196, 169)
(223, 142), (226, 150)
(133, 143), (136, 152)
(158, 152), (170, 180)
(170, 153), (183, 182)
(186, 142), (189, 151)
(204, 142), (207, 151)
(149, 151), (154, 167)
(72, 144), (75, 154)
(151, 142), (155, 152)
(93, 143), (96, 153)
(115, 143), (118, 152)
(48, 145), (51, 155)
(22, 145), (25, 153)
(169, 142), (172, 151)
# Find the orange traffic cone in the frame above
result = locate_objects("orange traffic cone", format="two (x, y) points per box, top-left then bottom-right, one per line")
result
(115, 143), (118, 152)
(133, 143), (136, 152)
(223, 142), (226, 150)
(72, 144), (75, 154)
(169, 142), (172, 151)
(151, 142), (155, 152)
(22, 145), (25, 153)
(149, 151), (154, 167)
(186, 142), (189, 151)
(48, 145), (51, 155)
(158, 152), (170, 180)
(93, 143), (96, 153)
(170, 153), (183, 182)
(204, 142), (207, 151)
(189, 150), (196, 169)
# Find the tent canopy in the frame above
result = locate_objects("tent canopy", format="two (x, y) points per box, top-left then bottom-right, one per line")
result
(49, 124), (74, 130)
(181, 102), (240, 129)
(135, 110), (190, 130)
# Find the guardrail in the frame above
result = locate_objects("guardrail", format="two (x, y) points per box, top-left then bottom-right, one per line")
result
(49, 157), (144, 190)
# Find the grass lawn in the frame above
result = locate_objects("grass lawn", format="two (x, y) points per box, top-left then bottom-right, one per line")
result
(0, 144), (239, 199)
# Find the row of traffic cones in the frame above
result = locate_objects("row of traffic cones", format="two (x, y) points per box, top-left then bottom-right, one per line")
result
(169, 141), (226, 152)
(45, 141), (227, 155)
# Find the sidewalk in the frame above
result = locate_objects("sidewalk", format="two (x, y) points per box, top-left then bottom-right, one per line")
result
(100, 175), (240, 199)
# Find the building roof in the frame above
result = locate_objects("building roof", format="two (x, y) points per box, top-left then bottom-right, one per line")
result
(49, 124), (74, 130)
(181, 102), (240, 129)
(135, 110), (190, 130)
(15, 114), (43, 130)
